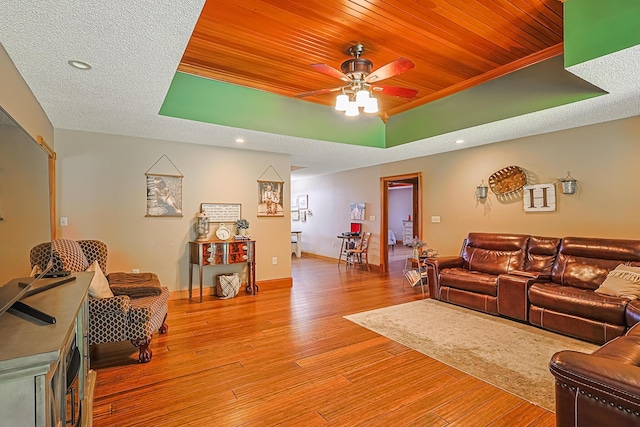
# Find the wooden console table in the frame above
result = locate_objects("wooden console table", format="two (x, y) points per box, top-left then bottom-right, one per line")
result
(189, 240), (257, 301)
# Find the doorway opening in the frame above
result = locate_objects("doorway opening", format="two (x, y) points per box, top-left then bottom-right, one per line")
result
(380, 173), (422, 273)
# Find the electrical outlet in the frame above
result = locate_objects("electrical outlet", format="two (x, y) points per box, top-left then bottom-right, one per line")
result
(272, 257), (277, 265)
(132, 268), (140, 273)
(60, 217), (68, 226)
(369, 215), (376, 221)
(431, 215), (441, 223)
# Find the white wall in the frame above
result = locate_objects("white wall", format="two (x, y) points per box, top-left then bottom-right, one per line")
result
(55, 129), (292, 294)
(291, 166), (383, 265)
(388, 186), (412, 243)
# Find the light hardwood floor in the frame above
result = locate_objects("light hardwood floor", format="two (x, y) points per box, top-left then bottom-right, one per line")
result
(91, 255), (555, 426)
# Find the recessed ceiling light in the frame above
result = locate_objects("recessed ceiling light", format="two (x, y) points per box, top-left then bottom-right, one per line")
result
(68, 60), (92, 70)
(455, 139), (465, 144)
(235, 138), (245, 143)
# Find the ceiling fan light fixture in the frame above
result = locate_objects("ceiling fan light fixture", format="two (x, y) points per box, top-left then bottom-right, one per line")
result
(355, 89), (370, 107)
(335, 94), (349, 111)
(345, 101), (360, 117)
(363, 97), (379, 114)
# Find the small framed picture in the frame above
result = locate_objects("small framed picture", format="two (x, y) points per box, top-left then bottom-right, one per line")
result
(300, 210), (307, 222)
(298, 195), (308, 210)
(292, 210), (300, 221)
(350, 202), (365, 221)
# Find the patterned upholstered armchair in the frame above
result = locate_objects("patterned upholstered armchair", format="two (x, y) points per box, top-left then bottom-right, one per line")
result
(30, 239), (169, 363)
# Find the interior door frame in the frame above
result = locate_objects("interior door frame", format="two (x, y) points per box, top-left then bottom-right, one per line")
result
(380, 172), (422, 273)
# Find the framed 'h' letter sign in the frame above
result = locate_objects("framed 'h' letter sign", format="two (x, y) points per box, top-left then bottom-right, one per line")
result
(523, 184), (556, 212)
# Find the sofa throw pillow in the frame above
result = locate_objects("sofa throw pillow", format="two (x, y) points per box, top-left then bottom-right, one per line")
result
(595, 264), (640, 300)
(52, 239), (90, 272)
(87, 260), (114, 299)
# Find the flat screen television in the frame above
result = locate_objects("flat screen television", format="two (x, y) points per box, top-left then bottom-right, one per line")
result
(0, 106), (53, 317)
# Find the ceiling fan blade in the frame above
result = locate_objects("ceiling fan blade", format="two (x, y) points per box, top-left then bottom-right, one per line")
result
(365, 57), (415, 83)
(310, 63), (351, 82)
(372, 85), (418, 99)
(295, 87), (343, 98)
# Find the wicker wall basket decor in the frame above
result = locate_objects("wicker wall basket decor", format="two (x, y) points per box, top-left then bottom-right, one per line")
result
(488, 166), (527, 195)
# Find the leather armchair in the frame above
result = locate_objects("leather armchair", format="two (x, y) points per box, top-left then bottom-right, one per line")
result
(30, 239), (169, 363)
(550, 322), (640, 427)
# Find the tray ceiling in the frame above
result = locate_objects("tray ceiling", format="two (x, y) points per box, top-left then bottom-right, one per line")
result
(179, 0), (564, 118)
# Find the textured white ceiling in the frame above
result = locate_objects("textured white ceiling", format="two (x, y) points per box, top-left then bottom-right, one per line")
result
(2, 1), (640, 180)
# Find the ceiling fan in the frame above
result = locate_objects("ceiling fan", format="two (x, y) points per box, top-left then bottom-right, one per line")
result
(296, 44), (418, 116)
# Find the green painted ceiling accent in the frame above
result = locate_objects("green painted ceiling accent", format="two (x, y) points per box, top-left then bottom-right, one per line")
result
(161, 57), (606, 149)
(386, 56), (606, 147)
(159, 73), (385, 148)
(565, 0), (640, 67)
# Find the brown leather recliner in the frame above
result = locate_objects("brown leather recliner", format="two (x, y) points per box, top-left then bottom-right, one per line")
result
(550, 321), (640, 427)
(425, 233), (531, 315)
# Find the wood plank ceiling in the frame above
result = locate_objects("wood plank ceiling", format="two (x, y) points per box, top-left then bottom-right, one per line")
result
(179, 0), (563, 119)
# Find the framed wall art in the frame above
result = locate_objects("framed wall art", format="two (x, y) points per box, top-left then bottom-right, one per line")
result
(258, 180), (284, 217)
(201, 203), (242, 222)
(298, 194), (308, 210)
(146, 174), (183, 217)
(291, 210), (299, 221)
(350, 202), (365, 221)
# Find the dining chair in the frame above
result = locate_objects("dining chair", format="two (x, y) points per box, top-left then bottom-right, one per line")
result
(346, 231), (372, 271)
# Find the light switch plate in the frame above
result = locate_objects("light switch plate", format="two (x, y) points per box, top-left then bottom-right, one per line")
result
(431, 215), (441, 223)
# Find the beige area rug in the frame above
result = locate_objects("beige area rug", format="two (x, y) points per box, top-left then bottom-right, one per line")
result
(344, 299), (599, 411)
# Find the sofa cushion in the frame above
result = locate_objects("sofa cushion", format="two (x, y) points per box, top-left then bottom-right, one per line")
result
(462, 247), (525, 275)
(440, 268), (498, 296)
(552, 237), (640, 290)
(462, 233), (528, 275)
(525, 235), (561, 273)
(552, 254), (629, 290)
(529, 283), (628, 325)
(595, 264), (640, 300)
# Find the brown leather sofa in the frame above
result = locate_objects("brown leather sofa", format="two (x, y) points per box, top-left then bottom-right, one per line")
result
(529, 237), (640, 344)
(549, 322), (640, 427)
(426, 233), (640, 344)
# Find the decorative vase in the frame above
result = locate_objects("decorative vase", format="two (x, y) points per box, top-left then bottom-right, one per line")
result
(239, 228), (247, 236)
(412, 247), (420, 260)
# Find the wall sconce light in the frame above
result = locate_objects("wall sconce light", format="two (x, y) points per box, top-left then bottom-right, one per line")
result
(476, 180), (488, 200)
(560, 171), (577, 195)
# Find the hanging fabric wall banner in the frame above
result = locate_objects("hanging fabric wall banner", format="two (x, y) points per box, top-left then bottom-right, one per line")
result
(257, 165), (285, 217)
(145, 155), (184, 217)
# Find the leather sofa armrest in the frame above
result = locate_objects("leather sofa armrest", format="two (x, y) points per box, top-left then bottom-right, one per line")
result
(550, 350), (640, 409)
(422, 256), (464, 299)
(423, 256), (464, 270)
(509, 270), (551, 281)
(89, 295), (131, 314)
(627, 300), (640, 328)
